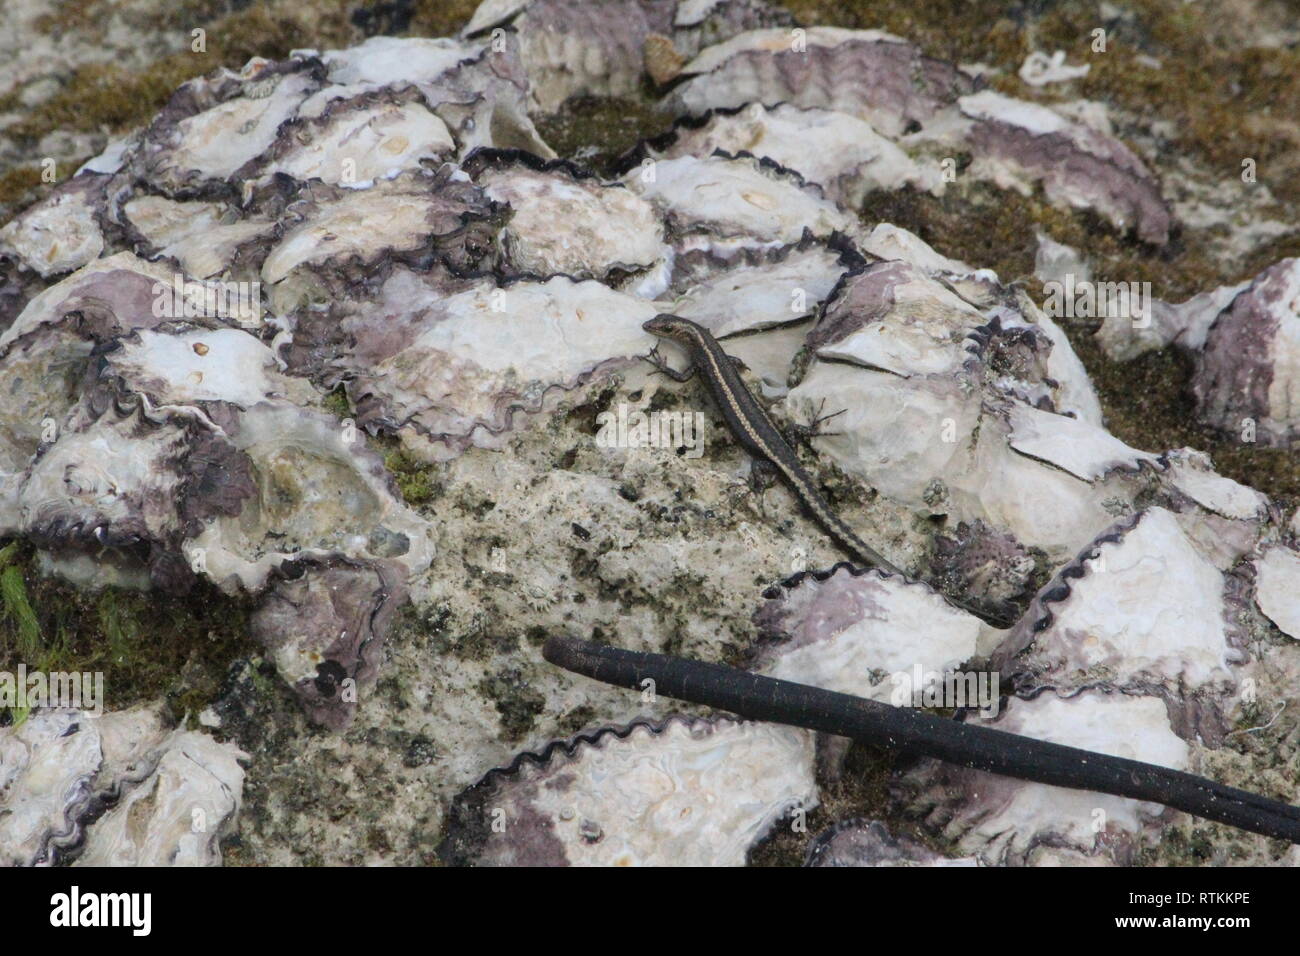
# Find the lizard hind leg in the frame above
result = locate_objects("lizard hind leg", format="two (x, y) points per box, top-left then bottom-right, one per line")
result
(746, 456), (780, 519)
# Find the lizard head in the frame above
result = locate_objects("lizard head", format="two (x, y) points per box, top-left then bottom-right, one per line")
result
(643, 313), (700, 344)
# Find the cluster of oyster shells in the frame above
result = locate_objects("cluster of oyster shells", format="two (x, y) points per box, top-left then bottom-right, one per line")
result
(1, 0), (1297, 866)
(0, 706), (245, 866)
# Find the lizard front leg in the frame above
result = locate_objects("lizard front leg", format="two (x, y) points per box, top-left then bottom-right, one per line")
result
(642, 344), (696, 383)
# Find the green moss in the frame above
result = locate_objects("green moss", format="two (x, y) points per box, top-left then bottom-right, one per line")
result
(382, 445), (439, 505)
(319, 385), (352, 420)
(0, 543), (41, 662)
(0, 539), (256, 720)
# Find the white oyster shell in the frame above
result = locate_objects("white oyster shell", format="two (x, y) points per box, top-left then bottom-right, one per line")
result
(0, 174), (106, 278)
(74, 729), (247, 867)
(752, 567), (986, 705)
(469, 152), (668, 280)
(1254, 545), (1300, 640)
(0, 706), (244, 867)
(657, 239), (854, 336)
(783, 257), (1124, 558)
(300, 35), (553, 158)
(625, 153), (858, 251)
(997, 507), (1241, 701)
(341, 273), (660, 460)
(185, 403), (433, 593)
(450, 717), (816, 866)
(904, 690), (1190, 866)
(137, 60), (318, 191)
(263, 96), (456, 187)
(646, 102), (934, 207)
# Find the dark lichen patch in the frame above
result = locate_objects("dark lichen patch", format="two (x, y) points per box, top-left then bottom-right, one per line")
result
(747, 742), (899, 866)
(1066, 329), (1300, 509)
(0, 538), (256, 720)
(407, 0), (483, 38)
(477, 667), (546, 741)
(8, 2), (359, 149)
(535, 95), (676, 175)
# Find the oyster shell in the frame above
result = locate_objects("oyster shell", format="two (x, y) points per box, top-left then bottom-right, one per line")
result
(902, 689), (1191, 866)
(956, 91), (1171, 245)
(624, 152), (858, 258)
(993, 507), (1247, 726)
(134, 58), (322, 195)
(783, 256), (1136, 559)
(1191, 257), (1300, 447)
(464, 0), (677, 113)
(670, 27), (978, 138)
(441, 717), (816, 866)
(338, 272), (660, 461)
(1253, 545), (1300, 640)
(249, 556), (407, 730)
(74, 729), (246, 867)
(752, 565), (987, 705)
(464, 149), (668, 282)
(260, 88), (457, 188)
(638, 102), (934, 208)
(260, 167), (498, 315)
(0, 173), (107, 278)
(0, 706), (246, 867)
(299, 34), (553, 158)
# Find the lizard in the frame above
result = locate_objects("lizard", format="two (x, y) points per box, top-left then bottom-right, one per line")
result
(641, 313), (1013, 627)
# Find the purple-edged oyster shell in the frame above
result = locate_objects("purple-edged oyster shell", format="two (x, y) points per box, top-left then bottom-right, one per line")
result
(752, 565), (988, 704)
(0, 173), (108, 279)
(900, 689), (1191, 866)
(1191, 257), (1300, 448)
(783, 255), (1148, 559)
(260, 167), (498, 314)
(624, 152), (858, 257)
(249, 556), (407, 731)
(895, 506), (1263, 865)
(638, 102), (934, 208)
(670, 27), (979, 138)
(298, 34), (553, 159)
(463, 0), (677, 112)
(442, 716), (816, 866)
(338, 272), (660, 461)
(956, 91), (1171, 245)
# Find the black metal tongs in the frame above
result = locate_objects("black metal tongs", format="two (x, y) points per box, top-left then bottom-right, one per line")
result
(544, 636), (1300, 844)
